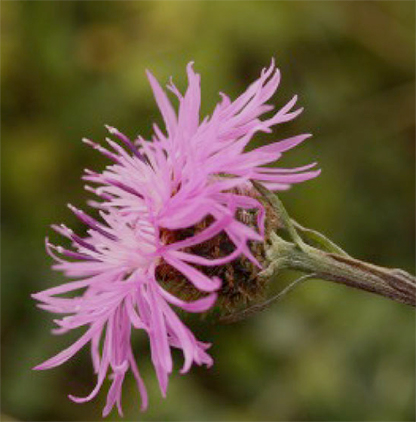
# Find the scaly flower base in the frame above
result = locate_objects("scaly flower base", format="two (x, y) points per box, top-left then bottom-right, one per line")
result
(222, 182), (416, 323)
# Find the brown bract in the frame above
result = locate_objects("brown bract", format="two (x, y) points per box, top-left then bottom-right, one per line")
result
(156, 188), (280, 314)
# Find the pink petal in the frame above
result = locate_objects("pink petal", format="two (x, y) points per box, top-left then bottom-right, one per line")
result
(163, 254), (221, 292)
(159, 287), (217, 313)
(146, 70), (177, 137)
(33, 324), (102, 370)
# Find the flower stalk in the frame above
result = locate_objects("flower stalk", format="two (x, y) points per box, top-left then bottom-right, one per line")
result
(254, 181), (416, 308)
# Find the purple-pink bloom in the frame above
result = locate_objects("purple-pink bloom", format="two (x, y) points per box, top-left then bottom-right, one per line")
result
(33, 59), (320, 417)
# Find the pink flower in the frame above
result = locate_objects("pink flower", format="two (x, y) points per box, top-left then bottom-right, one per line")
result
(33, 60), (319, 417)
(33, 207), (219, 416)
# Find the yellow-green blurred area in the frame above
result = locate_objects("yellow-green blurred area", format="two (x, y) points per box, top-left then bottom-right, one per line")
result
(1, 1), (415, 421)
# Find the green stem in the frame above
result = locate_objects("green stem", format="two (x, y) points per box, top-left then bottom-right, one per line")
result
(266, 234), (415, 306)
(253, 182), (416, 307)
(291, 220), (350, 257)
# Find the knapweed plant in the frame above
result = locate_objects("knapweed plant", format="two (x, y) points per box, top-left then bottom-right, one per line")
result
(33, 60), (416, 417)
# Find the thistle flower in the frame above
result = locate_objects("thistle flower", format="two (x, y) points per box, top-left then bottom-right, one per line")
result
(33, 60), (320, 417)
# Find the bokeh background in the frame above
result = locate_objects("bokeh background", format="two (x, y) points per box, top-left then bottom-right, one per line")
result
(1, 1), (415, 421)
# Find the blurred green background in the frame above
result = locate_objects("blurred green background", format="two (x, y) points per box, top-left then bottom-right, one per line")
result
(1, 1), (415, 421)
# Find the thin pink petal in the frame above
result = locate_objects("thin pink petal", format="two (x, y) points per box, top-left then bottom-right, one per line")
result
(146, 70), (177, 137)
(163, 254), (221, 292)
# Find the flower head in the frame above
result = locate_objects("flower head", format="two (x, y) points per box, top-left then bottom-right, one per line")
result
(33, 60), (320, 417)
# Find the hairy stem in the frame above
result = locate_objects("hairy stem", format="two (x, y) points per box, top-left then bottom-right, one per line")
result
(253, 181), (416, 307)
(266, 234), (416, 306)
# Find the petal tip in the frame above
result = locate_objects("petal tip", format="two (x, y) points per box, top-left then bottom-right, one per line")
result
(32, 364), (45, 371)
